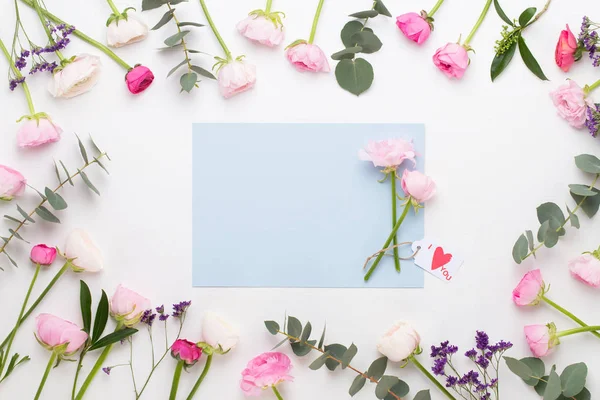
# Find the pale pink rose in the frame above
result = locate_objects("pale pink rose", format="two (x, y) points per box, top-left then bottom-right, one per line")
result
(401, 170), (436, 203)
(63, 229), (104, 272)
(30, 244), (57, 266)
(359, 139), (416, 169)
(48, 54), (102, 98)
(550, 81), (593, 128)
(240, 352), (293, 396)
(396, 13), (431, 45)
(0, 165), (26, 201)
(237, 15), (285, 47)
(285, 43), (330, 73)
(569, 254), (600, 288)
(217, 61), (256, 99)
(171, 339), (202, 366)
(555, 25), (577, 72)
(377, 321), (421, 362)
(524, 324), (558, 357)
(433, 43), (469, 79)
(35, 313), (88, 355)
(512, 269), (545, 306)
(110, 284), (151, 326)
(17, 116), (62, 148)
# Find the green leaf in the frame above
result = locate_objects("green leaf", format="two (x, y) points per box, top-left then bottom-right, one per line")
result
(44, 187), (67, 210)
(8, 229), (27, 243)
(505, 357), (534, 380)
(80, 281), (92, 334)
(335, 58), (374, 96)
(567, 205), (580, 229)
(574, 154), (600, 174)
(79, 170), (100, 195)
(512, 234), (528, 264)
(88, 328), (138, 351)
(308, 351), (330, 370)
(170, 0), (187, 4)
(544, 227), (559, 248)
(35, 206), (60, 223)
(291, 340), (315, 356)
(561, 363), (587, 397)
(341, 343), (358, 369)
(168, 60), (188, 77)
(350, 31), (382, 53)
(300, 322), (312, 342)
(491, 41), (517, 81)
(94, 158), (110, 175)
(178, 22), (204, 27)
(264, 321), (280, 335)
(521, 357), (546, 386)
(537, 203), (566, 231)
(76, 134), (89, 164)
(341, 21), (369, 48)
(53, 160), (61, 184)
(349, 10), (379, 18)
(3, 215), (22, 224)
(324, 344), (347, 371)
(141, 0), (167, 11)
(3, 251), (18, 268)
(287, 316), (302, 338)
(376, 376), (399, 399)
(16, 205), (34, 223)
(518, 7), (537, 27)
(271, 337), (288, 350)
(571, 188), (600, 218)
(318, 324), (326, 350)
(386, 381), (410, 399)
(493, 0), (514, 26)
(164, 30), (190, 47)
(373, 0), (392, 17)
(191, 65), (216, 79)
(569, 184), (597, 197)
(180, 72), (198, 93)
(518, 36), (548, 80)
(91, 291), (109, 344)
(544, 370), (562, 400)
(331, 46), (363, 61)
(349, 375), (366, 396)
(367, 357), (387, 380)
(525, 230), (534, 252)
(536, 375), (550, 396)
(60, 161), (73, 186)
(413, 390), (432, 400)
(561, 388), (591, 400)
(152, 9), (174, 30)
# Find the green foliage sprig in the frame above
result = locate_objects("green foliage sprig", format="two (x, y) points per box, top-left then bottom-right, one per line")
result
(0, 135), (109, 269)
(505, 357), (590, 400)
(513, 154), (600, 264)
(490, 0), (551, 81)
(332, 0), (391, 96)
(142, 0), (215, 93)
(264, 316), (431, 400)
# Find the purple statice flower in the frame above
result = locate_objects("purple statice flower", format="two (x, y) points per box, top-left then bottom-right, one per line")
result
(459, 371), (480, 386)
(445, 376), (458, 387)
(475, 355), (490, 369)
(432, 357), (447, 376)
(579, 16), (600, 67)
(102, 367), (111, 375)
(586, 104), (600, 137)
(475, 331), (489, 350)
(488, 340), (513, 353)
(465, 348), (477, 359)
(15, 50), (29, 70)
(172, 300), (191, 318)
(9, 76), (26, 91)
(159, 314), (169, 322)
(431, 341), (459, 358)
(140, 309), (156, 326)
(156, 305), (165, 314)
(29, 61), (58, 75)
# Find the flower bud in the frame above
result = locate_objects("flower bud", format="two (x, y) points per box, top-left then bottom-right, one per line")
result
(377, 321), (421, 362)
(30, 244), (57, 266)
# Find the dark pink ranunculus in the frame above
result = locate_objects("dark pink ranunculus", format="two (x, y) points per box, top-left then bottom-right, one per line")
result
(30, 244), (57, 266)
(171, 339), (202, 366)
(125, 65), (154, 94)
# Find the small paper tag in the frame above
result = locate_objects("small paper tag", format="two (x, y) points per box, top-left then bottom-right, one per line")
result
(411, 239), (463, 282)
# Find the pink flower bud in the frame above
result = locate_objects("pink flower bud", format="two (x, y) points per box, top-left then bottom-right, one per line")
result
(171, 339), (202, 366)
(110, 284), (151, 327)
(217, 61), (257, 99)
(555, 25), (578, 72)
(512, 269), (545, 306)
(358, 139), (416, 169)
(17, 116), (62, 148)
(240, 352), (293, 396)
(237, 15), (285, 47)
(35, 313), (88, 355)
(377, 321), (421, 362)
(569, 254), (600, 288)
(432, 43), (470, 79)
(524, 323), (559, 358)
(125, 65), (154, 94)
(285, 43), (330, 73)
(0, 165), (26, 201)
(396, 12), (431, 45)
(30, 244), (57, 266)
(401, 170), (436, 203)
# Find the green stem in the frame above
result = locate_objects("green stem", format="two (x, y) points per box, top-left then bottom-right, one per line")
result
(75, 322), (124, 400)
(0, 262), (70, 352)
(542, 296), (600, 339)
(410, 356), (457, 400)
(72, 350), (86, 400)
(0, 263), (41, 377)
(19, 0), (132, 70)
(557, 325), (600, 338)
(525, 0), (551, 27)
(587, 79), (600, 95)
(308, 0), (325, 44)
(390, 173), (401, 273)
(0, 38), (36, 114)
(428, 0), (445, 17)
(34, 352), (57, 400)
(463, 0), (493, 46)
(265, 0), (273, 13)
(364, 201), (412, 281)
(198, 0), (232, 61)
(185, 354), (213, 400)
(169, 361), (184, 400)
(272, 386), (284, 400)
(106, 0), (120, 15)
(31, 0), (65, 61)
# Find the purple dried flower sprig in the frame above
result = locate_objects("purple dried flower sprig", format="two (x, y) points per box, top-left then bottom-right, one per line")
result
(172, 301), (192, 318)
(585, 104), (600, 137)
(579, 16), (600, 68)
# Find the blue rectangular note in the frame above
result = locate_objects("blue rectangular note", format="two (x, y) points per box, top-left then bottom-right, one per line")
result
(192, 123), (425, 288)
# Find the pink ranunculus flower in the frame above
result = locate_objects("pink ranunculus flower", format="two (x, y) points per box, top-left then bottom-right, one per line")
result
(401, 170), (436, 203)
(285, 43), (330, 73)
(171, 339), (202, 366)
(359, 139), (416, 169)
(433, 43), (470, 79)
(569, 254), (600, 288)
(30, 244), (57, 266)
(48, 54), (102, 99)
(377, 321), (421, 362)
(240, 352), (293, 396)
(524, 323), (559, 358)
(17, 116), (62, 148)
(555, 25), (578, 72)
(125, 65), (154, 94)
(550, 80), (593, 128)
(237, 15), (285, 47)
(35, 313), (88, 355)
(217, 60), (257, 99)
(107, 13), (148, 48)
(110, 284), (151, 327)
(512, 269), (545, 306)
(63, 229), (104, 272)
(396, 12), (431, 45)
(0, 165), (26, 201)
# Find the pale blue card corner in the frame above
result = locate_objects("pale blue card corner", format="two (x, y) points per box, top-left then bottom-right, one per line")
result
(192, 123), (425, 288)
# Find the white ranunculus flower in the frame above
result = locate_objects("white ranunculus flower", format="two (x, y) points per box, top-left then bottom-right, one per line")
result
(201, 311), (240, 352)
(107, 14), (148, 48)
(48, 54), (102, 99)
(63, 229), (104, 272)
(377, 321), (421, 362)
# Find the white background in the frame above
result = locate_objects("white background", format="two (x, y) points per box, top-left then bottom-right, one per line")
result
(1, 0), (599, 399)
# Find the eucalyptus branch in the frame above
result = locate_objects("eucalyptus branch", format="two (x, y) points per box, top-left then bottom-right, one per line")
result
(166, 5), (192, 74)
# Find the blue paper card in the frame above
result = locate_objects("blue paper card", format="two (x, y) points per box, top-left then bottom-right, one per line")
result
(192, 123), (425, 288)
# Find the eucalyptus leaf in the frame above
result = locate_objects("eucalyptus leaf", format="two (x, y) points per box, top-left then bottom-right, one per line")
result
(535, 375), (550, 396)
(386, 381), (410, 399)
(35, 206), (60, 224)
(53, 160), (61, 184)
(376, 376), (399, 399)
(544, 228), (559, 248)
(491, 41), (517, 81)
(335, 58), (374, 96)
(525, 230), (534, 252)
(350, 31), (382, 53)
(180, 72), (198, 93)
(300, 322), (312, 342)
(521, 357), (546, 386)
(567, 205), (580, 229)
(308, 351), (330, 370)
(341, 21), (369, 48)
(178, 22), (205, 27)
(574, 154), (600, 174)
(367, 357), (387, 380)
(413, 390), (432, 400)
(76, 134), (89, 164)
(324, 344), (347, 371)
(3, 251), (18, 268)
(349, 10), (379, 18)
(537, 203), (565, 230)
(560, 363), (587, 397)
(544, 370), (562, 400)
(79, 170), (100, 195)
(341, 343), (358, 369)
(569, 184), (597, 197)
(518, 36), (548, 80)
(191, 65), (216, 79)
(291, 341), (314, 356)
(152, 9), (174, 30)
(168, 59), (188, 77)
(3, 215), (22, 224)
(373, 0), (392, 17)
(505, 357), (534, 380)
(44, 187), (67, 210)
(8, 229), (27, 243)
(141, 0), (167, 11)
(287, 316), (302, 338)
(164, 30), (190, 47)
(264, 321), (280, 335)
(571, 188), (600, 218)
(331, 46), (362, 61)
(349, 375), (366, 396)
(518, 7), (537, 27)
(318, 324), (326, 350)
(17, 205), (34, 223)
(60, 161), (73, 186)
(512, 234), (528, 264)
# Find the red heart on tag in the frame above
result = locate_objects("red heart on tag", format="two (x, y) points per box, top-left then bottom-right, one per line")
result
(431, 247), (452, 270)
